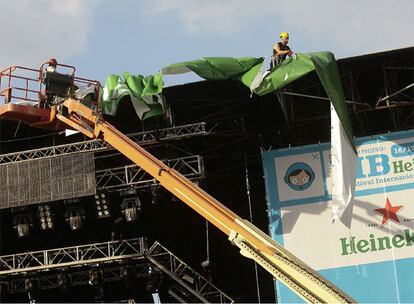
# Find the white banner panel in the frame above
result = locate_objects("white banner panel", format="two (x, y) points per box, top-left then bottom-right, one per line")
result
(262, 129), (414, 303)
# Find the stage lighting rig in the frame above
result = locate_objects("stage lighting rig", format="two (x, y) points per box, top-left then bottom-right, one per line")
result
(12, 208), (33, 238)
(37, 204), (54, 230)
(94, 191), (111, 219)
(120, 189), (142, 222)
(64, 199), (85, 231)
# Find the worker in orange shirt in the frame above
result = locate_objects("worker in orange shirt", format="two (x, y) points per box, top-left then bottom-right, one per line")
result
(271, 32), (293, 69)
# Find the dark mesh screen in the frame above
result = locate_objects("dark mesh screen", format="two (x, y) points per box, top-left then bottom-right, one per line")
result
(0, 153), (95, 208)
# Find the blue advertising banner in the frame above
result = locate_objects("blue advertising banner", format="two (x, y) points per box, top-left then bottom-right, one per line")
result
(262, 130), (414, 303)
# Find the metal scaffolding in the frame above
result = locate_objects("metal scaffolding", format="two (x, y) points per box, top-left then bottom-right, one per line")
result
(0, 122), (207, 205)
(0, 238), (148, 275)
(0, 238), (234, 303)
(5, 265), (152, 293)
(96, 155), (204, 192)
(0, 122), (209, 165)
(147, 241), (234, 303)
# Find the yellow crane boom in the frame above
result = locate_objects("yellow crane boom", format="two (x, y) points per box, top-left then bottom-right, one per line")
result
(53, 99), (355, 303)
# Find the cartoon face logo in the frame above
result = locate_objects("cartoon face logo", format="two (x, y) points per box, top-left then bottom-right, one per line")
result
(284, 162), (315, 191)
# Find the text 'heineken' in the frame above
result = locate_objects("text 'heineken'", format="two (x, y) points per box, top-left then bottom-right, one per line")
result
(340, 229), (414, 255)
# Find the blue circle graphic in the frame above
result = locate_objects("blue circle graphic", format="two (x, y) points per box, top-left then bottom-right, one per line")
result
(284, 162), (315, 191)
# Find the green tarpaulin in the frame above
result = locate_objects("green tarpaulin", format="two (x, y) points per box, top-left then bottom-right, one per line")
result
(253, 52), (353, 146)
(163, 57), (264, 82)
(100, 72), (164, 120)
(99, 52), (353, 146)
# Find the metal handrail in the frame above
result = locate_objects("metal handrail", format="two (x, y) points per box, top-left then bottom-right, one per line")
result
(0, 63), (101, 106)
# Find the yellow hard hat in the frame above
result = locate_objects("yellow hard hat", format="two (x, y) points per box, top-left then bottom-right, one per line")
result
(280, 32), (289, 39)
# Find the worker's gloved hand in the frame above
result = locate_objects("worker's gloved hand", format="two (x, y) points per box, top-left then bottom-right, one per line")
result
(287, 50), (293, 57)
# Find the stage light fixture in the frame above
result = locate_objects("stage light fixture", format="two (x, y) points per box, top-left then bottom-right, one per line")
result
(121, 197), (141, 222)
(65, 207), (84, 231)
(37, 204), (54, 230)
(12, 212), (32, 238)
(151, 185), (161, 206)
(95, 192), (111, 219)
(64, 199), (85, 230)
(146, 267), (162, 293)
(201, 259), (211, 279)
(88, 270), (102, 287)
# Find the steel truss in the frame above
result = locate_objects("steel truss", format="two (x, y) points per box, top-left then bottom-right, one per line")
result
(0, 238), (233, 303)
(147, 241), (234, 303)
(0, 238), (148, 275)
(5, 265), (152, 293)
(96, 155), (204, 191)
(0, 122), (208, 164)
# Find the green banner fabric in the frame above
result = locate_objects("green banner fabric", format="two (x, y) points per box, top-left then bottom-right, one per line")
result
(100, 74), (126, 116)
(307, 52), (354, 149)
(252, 54), (315, 95)
(163, 57), (264, 82)
(100, 72), (164, 120)
(251, 52), (353, 147)
(101, 53), (354, 146)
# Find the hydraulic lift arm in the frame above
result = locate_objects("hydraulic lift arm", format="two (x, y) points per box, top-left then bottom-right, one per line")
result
(6, 97), (356, 303)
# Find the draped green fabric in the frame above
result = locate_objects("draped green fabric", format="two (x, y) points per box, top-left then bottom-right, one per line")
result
(162, 57), (264, 81)
(100, 53), (353, 147)
(307, 52), (353, 148)
(100, 74), (127, 116)
(253, 52), (353, 146)
(100, 72), (164, 120)
(252, 53), (315, 95)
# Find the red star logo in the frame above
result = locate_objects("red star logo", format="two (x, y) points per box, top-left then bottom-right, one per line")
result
(374, 198), (403, 225)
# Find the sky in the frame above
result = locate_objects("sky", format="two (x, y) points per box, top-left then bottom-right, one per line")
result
(0, 0), (413, 86)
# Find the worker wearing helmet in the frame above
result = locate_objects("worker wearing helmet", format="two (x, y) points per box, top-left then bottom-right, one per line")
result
(271, 32), (293, 68)
(42, 58), (59, 107)
(46, 58), (57, 73)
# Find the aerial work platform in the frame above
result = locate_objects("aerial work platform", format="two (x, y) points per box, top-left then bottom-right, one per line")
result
(0, 62), (99, 130)
(0, 103), (66, 130)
